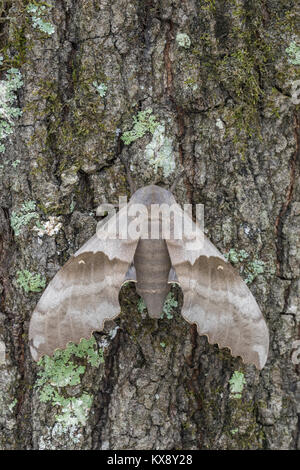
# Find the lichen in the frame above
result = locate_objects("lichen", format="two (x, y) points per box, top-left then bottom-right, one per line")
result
(216, 118), (224, 130)
(11, 201), (63, 238)
(229, 371), (246, 399)
(10, 201), (39, 236)
(121, 108), (159, 145)
(244, 259), (265, 285)
(137, 290), (178, 320)
(144, 124), (175, 177)
(225, 248), (249, 264)
(286, 41), (300, 65)
(36, 337), (104, 427)
(11, 159), (20, 168)
(55, 394), (93, 427)
(16, 270), (46, 293)
(93, 81), (107, 97)
(176, 33), (191, 49)
(26, 3), (55, 36)
(8, 399), (17, 413)
(120, 108), (175, 176)
(0, 66), (23, 152)
(225, 248), (265, 284)
(32, 216), (62, 237)
(160, 292), (178, 320)
(137, 297), (146, 314)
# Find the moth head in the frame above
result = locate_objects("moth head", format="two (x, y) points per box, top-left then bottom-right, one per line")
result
(130, 185), (177, 206)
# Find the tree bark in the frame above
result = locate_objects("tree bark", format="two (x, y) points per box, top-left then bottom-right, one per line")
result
(0, 0), (299, 450)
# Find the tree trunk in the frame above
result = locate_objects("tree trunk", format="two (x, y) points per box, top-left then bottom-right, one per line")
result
(0, 0), (299, 450)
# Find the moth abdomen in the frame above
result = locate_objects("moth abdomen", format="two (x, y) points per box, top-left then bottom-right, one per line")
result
(134, 239), (172, 318)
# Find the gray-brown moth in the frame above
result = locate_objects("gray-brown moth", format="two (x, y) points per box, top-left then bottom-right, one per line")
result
(29, 185), (269, 369)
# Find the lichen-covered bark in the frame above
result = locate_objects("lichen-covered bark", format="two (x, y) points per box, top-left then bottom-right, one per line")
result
(0, 0), (299, 450)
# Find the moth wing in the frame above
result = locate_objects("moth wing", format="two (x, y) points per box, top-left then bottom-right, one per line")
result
(166, 205), (269, 369)
(29, 205), (140, 361)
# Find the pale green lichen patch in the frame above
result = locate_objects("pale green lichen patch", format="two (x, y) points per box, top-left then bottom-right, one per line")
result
(216, 118), (225, 130)
(121, 109), (175, 176)
(26, 3), (55, 36)
(244, 259), (265, 284)
(286, 41), (300, 65)
(225, 248), (249, 264)
(145, 124), (175, 177)
(10, 201), (39, 236)
(121, 108), (159, 145)
(225, 248), (265, 284)
(55, 394), (93, 427)
(0, 66), (23, 152)
(11, 201), (62, 237)
(137, 297), (146, 314)
(36, 337), (104, 427)
(16, 270), (46, 293)
(229, 371), (246, 399)
(160, 292), (178, 320)
(93, 81), (107, 97)
(176, 33), (191, 49)
(51, 422), (82, 446)
(8, 398), (17, 413)
(12, 159), (20, 168)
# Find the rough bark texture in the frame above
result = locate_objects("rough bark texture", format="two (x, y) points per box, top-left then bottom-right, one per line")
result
(0, 0), (299, 450)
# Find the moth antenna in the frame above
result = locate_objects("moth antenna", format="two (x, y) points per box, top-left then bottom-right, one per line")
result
(170, 170), (185, 193)
(119, 154), (136, 195)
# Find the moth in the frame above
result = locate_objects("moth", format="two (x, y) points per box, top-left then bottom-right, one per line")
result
(29, 185), (269, 369)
